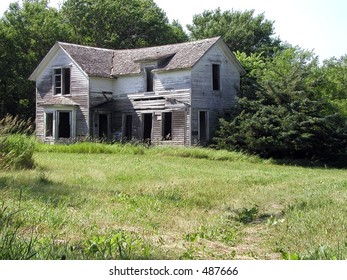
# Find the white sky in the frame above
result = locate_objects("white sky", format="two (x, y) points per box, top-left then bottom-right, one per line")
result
(0, 0), (346, 60)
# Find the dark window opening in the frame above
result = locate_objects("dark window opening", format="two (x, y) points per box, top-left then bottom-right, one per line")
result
(199, 111), (207, 143)
(145, 68), (154, 92)
(124, 114), (133, 140)
(162, 112), (172, 140)
(45, 113), (53, 137)
(58, 112), (71, 138)
(212, 64), (220, 91)
(54, 68), (71, 95)
(63, 68), (71, 95)
(143, 113), (152, 141)
(99, 114), (108, 138)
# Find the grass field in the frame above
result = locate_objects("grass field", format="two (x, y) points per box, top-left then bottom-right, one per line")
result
(1, 144), (346, 260)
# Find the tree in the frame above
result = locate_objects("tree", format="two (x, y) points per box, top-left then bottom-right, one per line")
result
(61, 0), (188, 49)
(214, 48), (347, 163)
(316, 55), (347, 116)
(0, 0), (71, 119)
(187, 8), (281, 56)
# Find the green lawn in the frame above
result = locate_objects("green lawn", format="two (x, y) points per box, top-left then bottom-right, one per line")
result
(1, 146), (346, 259)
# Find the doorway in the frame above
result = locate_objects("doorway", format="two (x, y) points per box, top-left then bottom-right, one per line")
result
(143, 113), (152, 141)
(58, 111), (71, 138)
(124, 114), (133, 140)
(99, 113), (109, 138)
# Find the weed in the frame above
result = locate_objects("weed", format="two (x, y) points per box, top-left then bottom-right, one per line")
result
(84, 230), (152, 260)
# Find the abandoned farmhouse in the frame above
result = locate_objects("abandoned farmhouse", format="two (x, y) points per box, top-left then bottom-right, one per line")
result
(29, 37), (245, 145)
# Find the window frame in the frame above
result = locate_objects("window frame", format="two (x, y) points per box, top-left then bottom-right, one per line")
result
(53, 67), (71, 95)
(44, 107), (76, 140)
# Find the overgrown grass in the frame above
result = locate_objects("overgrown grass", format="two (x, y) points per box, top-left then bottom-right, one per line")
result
(0, 115), (35, 170)
(1, 145), (346, 259)
(35, 141), (267, 163)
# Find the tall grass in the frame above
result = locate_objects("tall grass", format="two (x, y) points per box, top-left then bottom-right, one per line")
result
(0, 115), (35, 170)
(36, 141), (266, 163)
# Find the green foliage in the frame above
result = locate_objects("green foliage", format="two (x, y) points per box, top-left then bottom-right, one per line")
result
(215, 47), (347, 163)
(317, 55), (347, 115)
(61, 0), (188, 49)
(187, 8), (281, 56)
(84, 231), (151, 260)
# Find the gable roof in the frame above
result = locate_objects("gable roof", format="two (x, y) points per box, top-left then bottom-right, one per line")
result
(30, 37), (245, 80)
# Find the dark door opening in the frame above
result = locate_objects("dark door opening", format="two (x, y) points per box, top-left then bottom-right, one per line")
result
(199, 111), (207, 144)
(124, 114), (133, 140)
(162, 112), (172, 140)
(58, 112), (71, 138)
(99, 114), (108, 138)
(143, 113), (152, 141)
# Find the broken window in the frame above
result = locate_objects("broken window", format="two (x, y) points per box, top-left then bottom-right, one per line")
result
(212, 64), (220, 91)
(44, 109), (75, 140)
(162, 112), (172, 140)
(54, 68), (71, 95)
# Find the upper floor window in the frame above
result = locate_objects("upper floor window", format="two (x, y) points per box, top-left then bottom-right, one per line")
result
(212, 64), (220, 91)
(54, 68), (71, 95)
(145, 67), (154, 92)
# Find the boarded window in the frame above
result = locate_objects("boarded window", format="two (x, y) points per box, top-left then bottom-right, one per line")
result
(54, 68), (71, 95)
(212, 64), (220, 91)
(45, 112), (53, 137)
(162, 112), (172, 140)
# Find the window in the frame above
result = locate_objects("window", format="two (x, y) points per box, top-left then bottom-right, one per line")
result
(162, 112), (172, 140)
(212, 64), (220, 91)
(145, 68), (154, 92)
(44, 109), (75, 140)
(54, 68), (71, 95)
(45, 113), (53, 137)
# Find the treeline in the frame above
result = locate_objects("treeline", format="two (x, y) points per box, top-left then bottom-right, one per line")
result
(0, 0), (346, 163)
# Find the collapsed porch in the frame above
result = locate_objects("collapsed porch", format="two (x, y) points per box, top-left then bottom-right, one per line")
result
(92, 90), (191, 146)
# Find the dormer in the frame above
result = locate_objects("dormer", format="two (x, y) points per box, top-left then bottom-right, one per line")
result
(134, 53), (176, 92)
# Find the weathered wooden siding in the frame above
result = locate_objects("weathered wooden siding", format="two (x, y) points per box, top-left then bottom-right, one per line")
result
(35, 48), (89, 140)
(113, 75), (145, 97)
(154, 70), (191, 92)
(89, 77), (114, 107)
(191, 42), (240, 144)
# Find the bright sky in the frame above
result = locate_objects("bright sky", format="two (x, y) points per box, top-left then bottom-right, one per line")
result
(0, 0), (346, 60)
